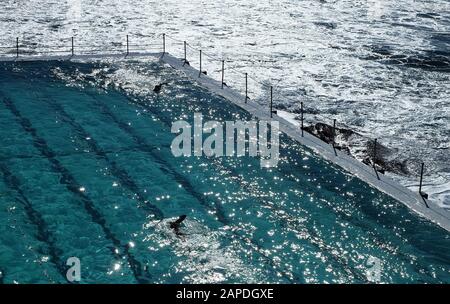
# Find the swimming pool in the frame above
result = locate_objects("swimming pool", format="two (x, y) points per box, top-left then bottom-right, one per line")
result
(0, 60), (449, 283)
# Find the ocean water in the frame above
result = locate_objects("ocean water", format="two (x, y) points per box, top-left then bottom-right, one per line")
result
(0, 60), (449, 283)
(0, 0), (449, 209)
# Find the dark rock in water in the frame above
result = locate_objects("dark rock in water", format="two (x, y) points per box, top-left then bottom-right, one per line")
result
(303, 122), (353, 154)
(153, 82), (168, 94)
(365, 139), (409, 175)
(275, 103), (288, 111)
(304, 122), (356, 144)
(304, 123), (334, 143)
(84, 75), (96, 82)
(303, 122), (410, 175)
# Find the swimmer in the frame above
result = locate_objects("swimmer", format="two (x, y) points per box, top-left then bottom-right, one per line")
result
(169, 215), (187, 236)
(153, 82), (168, 94)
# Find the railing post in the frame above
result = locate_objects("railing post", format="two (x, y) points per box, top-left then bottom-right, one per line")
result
(332, 119), (337, 156)
(373, 138), (380, 180)
(301, 102), (304, 137)
(419, 162), (424, 194)
(183, 41), (187, 66)
(270, 86), (273, 118)
(221, 60), (224, 89)
(419, 162), (429, 206)
(71, 37), (74, 56)
(245, 73), (248, 103)
(16, 37), (19, 58)
(126, 35), (129, 56)
(162, 33), (165, 56)
(199, 50), (202, 77)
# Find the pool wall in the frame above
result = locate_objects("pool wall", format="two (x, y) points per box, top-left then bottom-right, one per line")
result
(157, 53), (450, 233)
(1, 52), (449, 232)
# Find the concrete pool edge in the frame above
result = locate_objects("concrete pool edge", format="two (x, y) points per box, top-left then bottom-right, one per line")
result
(0, 52), (161, 63)
(1, 52), (449, 233)
(156, 52), (450, 233)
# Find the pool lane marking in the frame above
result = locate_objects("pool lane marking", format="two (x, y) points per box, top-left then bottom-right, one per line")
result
(16, 80), (244, 280)
(162, 91), (436, 282)
(85, 90), (229, 225)
(105, 88), (365, 282)
(1, 53), (448, 228)
(121, 86), (438, 283)
(0, 63), (380, 282)
(60, 87), (296, 282)
(81, 71), (420, 282)
(68, 66), (443, 282)
(32, 92), (164, 220)
(1, 56), (446, 279)
(85, 90), (301, 283)
(84, 92), (295, 282)
(0, 145), (154, 162)
(117, 91), (371, 283)
(0, 162), (67, 282)
(51, 91), (295, 282)
(1, 96), (151, 284)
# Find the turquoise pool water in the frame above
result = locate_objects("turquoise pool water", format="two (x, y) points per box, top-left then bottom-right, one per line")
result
(0, 60), (449, 284)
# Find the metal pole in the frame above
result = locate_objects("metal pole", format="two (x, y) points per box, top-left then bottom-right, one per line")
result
(333, 119), (336, 145)
(419, 162), (429, 207)
(126, 35), (129, 56)
(419, 162), (424, 194)
(221, 60), (224, 89)
(373, 138), (380, 180)
(71, 37), (74, 56)
(162, 33), (165, 55)
(183, 41), (187, 66)
(245, 73), (248, 103)
(199, 50), (202, 77)
(270, 86), (273, 118)
(301, 102), (304, 137)
(16, 37), (19, 58)
(332, 119), (337, 156)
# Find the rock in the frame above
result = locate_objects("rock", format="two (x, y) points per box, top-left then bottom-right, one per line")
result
(303, 122), (357, 144)
(366, 139), (409, 175)
(303, 122), (410, 175)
